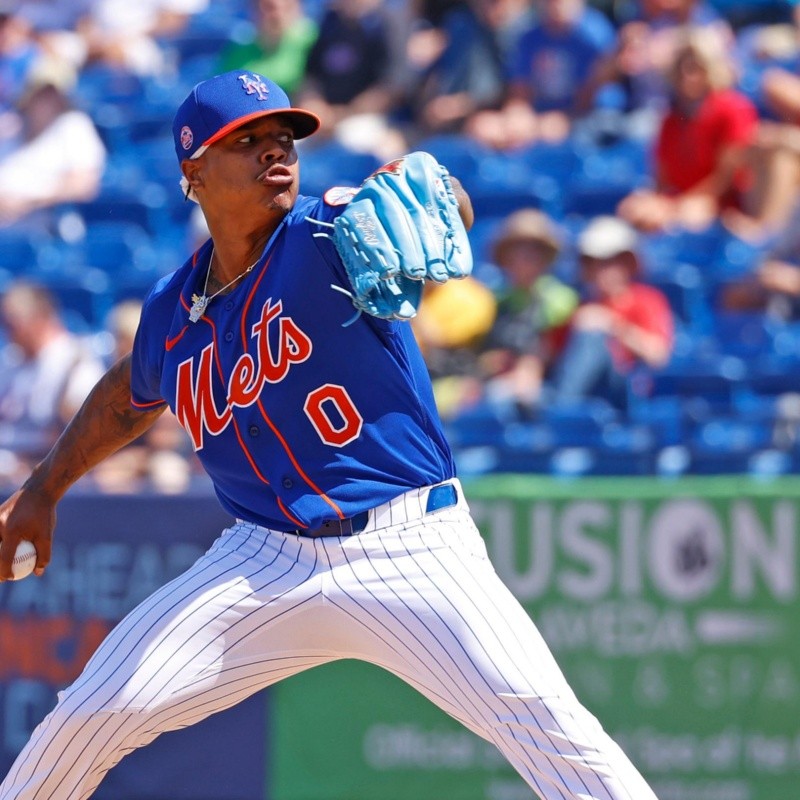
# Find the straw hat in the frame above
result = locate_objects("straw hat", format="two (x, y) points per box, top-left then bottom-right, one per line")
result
(492, 208), (561, 266)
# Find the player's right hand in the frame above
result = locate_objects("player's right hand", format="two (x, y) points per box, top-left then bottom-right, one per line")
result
(0, 486), (56, 581)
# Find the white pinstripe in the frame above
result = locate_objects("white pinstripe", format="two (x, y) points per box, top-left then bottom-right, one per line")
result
(0, 482), (659, 800)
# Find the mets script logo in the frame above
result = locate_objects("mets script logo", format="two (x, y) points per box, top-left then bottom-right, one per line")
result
(175, 298), (311, 450)
(238, 73), (270, 101)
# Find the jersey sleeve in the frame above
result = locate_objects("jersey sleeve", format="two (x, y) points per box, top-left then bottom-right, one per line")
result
(129, 286), (170, 410)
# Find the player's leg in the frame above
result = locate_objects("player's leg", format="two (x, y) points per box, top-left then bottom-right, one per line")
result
(0, 522), (332, 800)
(324, 505), (659, 800)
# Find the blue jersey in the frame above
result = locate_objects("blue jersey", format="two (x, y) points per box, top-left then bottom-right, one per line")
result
(508, 10), (616, 112)
(130, 194), (455, 531)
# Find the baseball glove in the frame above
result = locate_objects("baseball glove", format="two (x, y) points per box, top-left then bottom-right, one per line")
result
(332, 151), (473, 321)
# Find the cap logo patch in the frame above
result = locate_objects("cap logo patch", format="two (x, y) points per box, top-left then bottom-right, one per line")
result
(180, 125), (194, 150)
(238, 73), (270, 101)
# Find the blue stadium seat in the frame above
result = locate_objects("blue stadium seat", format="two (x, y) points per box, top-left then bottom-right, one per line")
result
(0, 229), (44, 271)
(76, 65), (146, 107)
(648, 262), (713, 334)
(415, 134), (487, 182)
(712, 312), (776, 359)
(687, 416), (778, 474)
(78, 221), (157, 276)
(35, 269), (113, 330)
(73, 194), (154, 233)
(627, 395), (687, 447)
(563, 137), (650, 216)
(298, 142), (381, 196)
(444, 402), (512, 448)
(647, 355), (747, 412)
(538, 399), (619, 448)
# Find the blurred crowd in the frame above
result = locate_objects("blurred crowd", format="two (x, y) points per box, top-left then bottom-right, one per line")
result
(3, 0), (800, 486)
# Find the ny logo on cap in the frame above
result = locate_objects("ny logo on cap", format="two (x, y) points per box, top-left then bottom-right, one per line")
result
(238, 73), (270, 101)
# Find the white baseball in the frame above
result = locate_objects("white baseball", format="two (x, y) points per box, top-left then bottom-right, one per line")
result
(11, 540), (37, 581)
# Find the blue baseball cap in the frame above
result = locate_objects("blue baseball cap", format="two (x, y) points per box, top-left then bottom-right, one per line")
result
(173, 70), (320, 163)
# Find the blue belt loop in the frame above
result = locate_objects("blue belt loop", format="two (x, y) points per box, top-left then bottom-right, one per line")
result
(425, 482), (458, 514)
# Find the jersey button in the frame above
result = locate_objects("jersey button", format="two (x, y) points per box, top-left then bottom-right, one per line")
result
(225, 301), (234, 310)
(224, 331), (234, 342)
(248, 425), (259, 437)
(282, 476), (293, 489)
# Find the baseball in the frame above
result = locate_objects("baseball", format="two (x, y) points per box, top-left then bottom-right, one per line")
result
(11, 540), (37, 581)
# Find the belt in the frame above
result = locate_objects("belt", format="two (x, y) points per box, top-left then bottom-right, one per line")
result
(298, 482), (459, 538)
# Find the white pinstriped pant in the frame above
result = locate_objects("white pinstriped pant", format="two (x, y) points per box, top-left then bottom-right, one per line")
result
(0, 481), (659, 800)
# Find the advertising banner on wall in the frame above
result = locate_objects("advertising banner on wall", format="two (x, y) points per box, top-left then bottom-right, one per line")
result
(270, 476), (800, 800)
(0, 493), (271, 800)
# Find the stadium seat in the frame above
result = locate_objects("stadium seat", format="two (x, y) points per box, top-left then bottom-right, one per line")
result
(444, 402), (513, 448)
(414, 134), (487, 182)
(0, 230), (44, 272)
(563, 137), (650, 216)
(298, 142), (381, 196)
(648, 262), (713, 334)
(35, 269), (113, 330)
(76, 221), (158, 277)
(73, 192), (159, 234)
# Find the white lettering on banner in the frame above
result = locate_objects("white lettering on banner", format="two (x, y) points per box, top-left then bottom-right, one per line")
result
(471, 498), (798, 603)
(731, 500), (795, 600)
(558, 501), (614, 600)
(651, 779), (751, 800)
(536, 601), (693, 656)
(0, 543), (205, 619)
(692, 656), (800, 709)
(648, 499), (726, 602)
(363, 724), (483, 770)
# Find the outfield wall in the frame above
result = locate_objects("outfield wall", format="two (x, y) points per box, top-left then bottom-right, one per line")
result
(1, 478), (798, 800)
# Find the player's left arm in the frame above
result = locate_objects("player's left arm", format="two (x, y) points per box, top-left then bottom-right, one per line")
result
(449, 175), (475, 232)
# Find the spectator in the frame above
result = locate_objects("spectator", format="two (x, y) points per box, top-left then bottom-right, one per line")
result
(479, 208), (578, 412)
(217, 0), (318, 96)
(407, 0), (527, 137)
(0, 10), (40, 120)
(14, 0), (92, 72)
(720, 200), (800, 318)
(411, 275), (497, 418)
(578, 0), (733, 139)
(298, 0), (407, 160)
(0, 56), (106, 227)
(467, 0), (617, 149)
(0, 281), (105, 482)
(617, 27), (758, 234)
(90, 300), (200, 494)
(724, 39), (800, 241)
(75, 0), (210, 76)
(549, 216), (674, 407)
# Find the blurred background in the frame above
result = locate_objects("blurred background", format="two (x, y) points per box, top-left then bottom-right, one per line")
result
(1, 0), (800, 797)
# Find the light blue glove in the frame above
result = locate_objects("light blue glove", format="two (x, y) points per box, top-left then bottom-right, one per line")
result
(333, 152), (473, 320)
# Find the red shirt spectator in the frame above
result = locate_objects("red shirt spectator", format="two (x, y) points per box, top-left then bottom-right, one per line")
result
(656, 88), (757, 208)
(600, 282), (674, 371)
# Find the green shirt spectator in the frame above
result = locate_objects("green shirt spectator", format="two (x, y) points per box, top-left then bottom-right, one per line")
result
(219, 0), (317, 96)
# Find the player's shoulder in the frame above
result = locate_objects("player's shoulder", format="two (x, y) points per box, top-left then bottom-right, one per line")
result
(139, 250), (202, 323)
(289, 188), (358, 226)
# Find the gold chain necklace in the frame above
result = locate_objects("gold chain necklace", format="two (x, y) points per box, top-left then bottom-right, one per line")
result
(189, 248), (259, 323)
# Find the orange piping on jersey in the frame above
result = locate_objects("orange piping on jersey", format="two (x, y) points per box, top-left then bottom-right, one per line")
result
(201, 314), (273, 489)
(277, 497), (304, 528)
(242, 256), (345, 521)
(165, 326), (188, 351)
(131, 397), (166, 410)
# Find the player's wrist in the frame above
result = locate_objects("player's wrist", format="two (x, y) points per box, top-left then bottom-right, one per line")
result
(22, 463), (68, 505)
